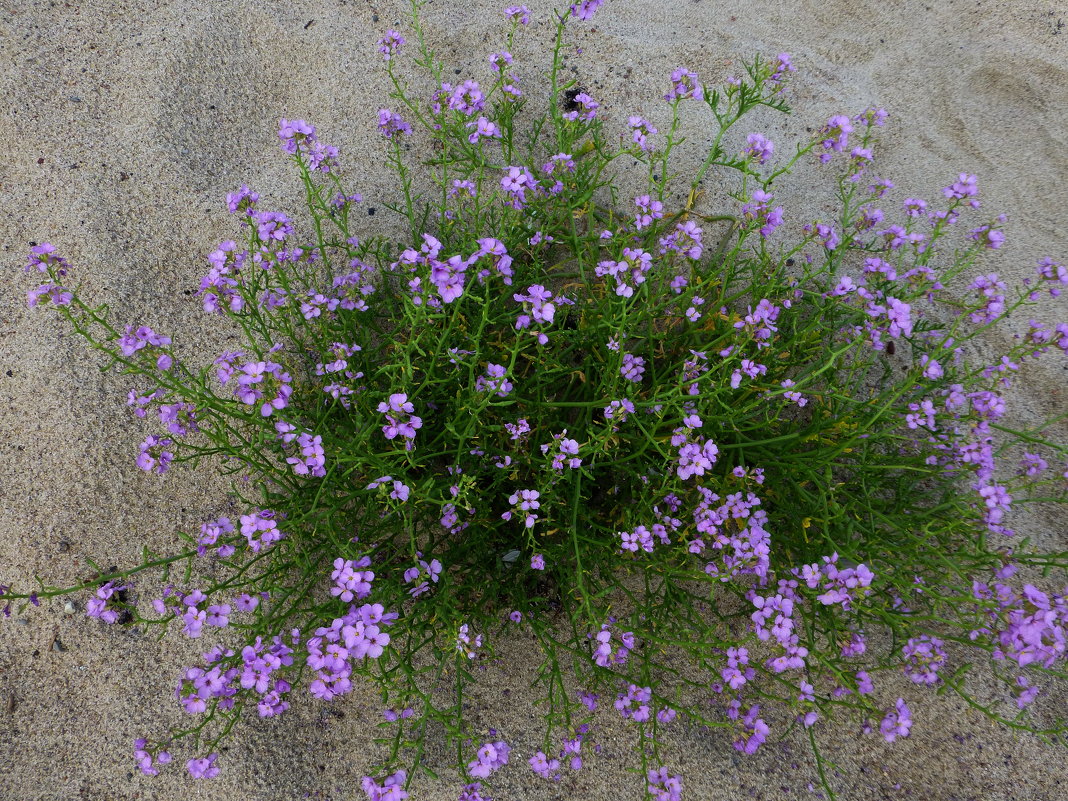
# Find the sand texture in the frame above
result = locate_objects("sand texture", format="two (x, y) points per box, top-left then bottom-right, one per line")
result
(1, 0), (1067, 799)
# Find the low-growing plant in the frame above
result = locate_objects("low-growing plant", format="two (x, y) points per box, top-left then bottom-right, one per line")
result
(7, 1), (1068, 798)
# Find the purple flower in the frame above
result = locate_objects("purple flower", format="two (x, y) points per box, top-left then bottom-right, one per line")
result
(665, 67), (703, 101)
(300, 291), (340, 320)
(903, 635), (947, 685)
(377, 393), (423, 449)
(885, 297), (914, 338)
(817, 114), (853, 162)
(25, 242), (71, 276)
(448, 80), (486, 116)
(857, 205), (885, 231)
(569, 0), (604, 21)
(744, 133), (774, 164)
(505, 418), (531, 441)
(226, 185), (259, 215)
(86, 581), (126, 624)
(137, 435), (174, 475)
(278, 118), (339, 172)
(854, 106), (888, 127)
(769, 53), (796, 88)
(361, 770), (408, 801)
(620, 353), (646, 383)
(118, 324), (172, 359)
(253, 210), (293, 242)
(562, 92), (599, 122)
(186, 753), (220, 779)
(234, 359), (293, 417)
(489, 50), (514, 73)
(676, 438), (719, 480)
(541, 152), (575, 194)
(633, 194), (664, 230)
(196, 516), (235, 557)
(456, 623), (483, 659)
(377, 109), (412, 139)
(501, 165), (537, 209)
(730, 358), (768, 389)
(880, 698), (912, 742)
(404, 555), (441, 597)
(331, 556), (374, 602)
(615, 683), (653, 722)
(26, 283), (73, 308)
(620, 526), (655, 553)
(648, 767), (683, 801)
(503, 489), (540, 529)
(1035, 257), (1067, 297)
(628, 116), (657, 152)
(239, 509), (284, 553)
(513, 283), (556, 326)
(850, 146), (873, 171)
(1015, 676), (1041, 709)
(283, 431), (326, 477)
(1020, 452), (1049, 476)
(467, 740), (511, 779)
(741, 189), (784, 238)
(205, 604), (231, 628)
(970, 223), (1005, 250)
(943, 173), (980, 206)
(905, 399), (937, 431)
(467, 115), (501, 144)
(659, 220), (703, 260)
(133, 739), (171, 777)
(471, 237), (514, 286)
(868, 176), (895, 198)
(968, 273), (1007, 324)
(430, 253), (469, 303)
(604, 398), (635, 424)
(504, 5), (530, 25)
(278, 118), (314, 153)
(903, 197), (928, 218)
(531, 553), (546, 570)
(529, 751), (560, 779)
(540, 430), (582, 471)
(378, 30), (405, 61)
(472, 363), (512, 401)
(731, 299), (780, 346)
(919, 355), (943, 380)
(780, 378), (807, 407)
(725, 701), (766, 752)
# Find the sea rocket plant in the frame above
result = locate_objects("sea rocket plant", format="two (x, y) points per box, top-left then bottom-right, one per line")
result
(7, 1), (1068, 799)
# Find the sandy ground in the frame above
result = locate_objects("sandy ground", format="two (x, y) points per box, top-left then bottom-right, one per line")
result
(1, 0), (1067, 799)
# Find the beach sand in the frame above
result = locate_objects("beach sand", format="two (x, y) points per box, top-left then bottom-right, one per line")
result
(1, 0), (1066, 798)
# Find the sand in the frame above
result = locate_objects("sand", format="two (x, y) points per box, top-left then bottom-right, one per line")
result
(1, 0), (1066, 799)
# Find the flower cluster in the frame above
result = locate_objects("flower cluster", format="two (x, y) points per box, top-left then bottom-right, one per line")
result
(798, 554), (875, 609)
(234, 359), (293, 417)
(466, 740), (511, 779)
(592, 623), (635, 667)
(501, 489), (540, 529)
(475, 363), (514, 397)
(278, 118), (339, 173)
(11, 4), (1068, 799)
(307, 603), (396, 701)
(377, 393), (423, 449)
(331, 557), (375, 602)
(361, 769), (408, 801)
(239, 509), (284, 553)
(86, 581), (126, 624)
